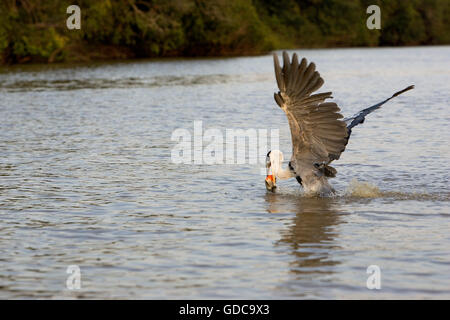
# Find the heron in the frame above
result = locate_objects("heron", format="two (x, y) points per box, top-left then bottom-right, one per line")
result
(265, 51), (414, 196)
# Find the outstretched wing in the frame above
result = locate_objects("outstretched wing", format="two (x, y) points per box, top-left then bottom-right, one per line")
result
(273, 51), (348, 164)
(344, 85), (415, 130)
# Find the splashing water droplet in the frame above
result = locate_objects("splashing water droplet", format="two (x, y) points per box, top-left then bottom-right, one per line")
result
(346, 178), (383, 198)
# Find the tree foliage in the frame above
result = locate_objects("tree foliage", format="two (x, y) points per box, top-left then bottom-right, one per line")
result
(0, 0), (448, 64)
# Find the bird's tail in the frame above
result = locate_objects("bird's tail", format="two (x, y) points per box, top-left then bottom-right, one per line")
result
(344, 85), (414, 130)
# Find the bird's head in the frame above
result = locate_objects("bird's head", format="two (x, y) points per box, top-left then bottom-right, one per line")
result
(265, 150), (283, 192)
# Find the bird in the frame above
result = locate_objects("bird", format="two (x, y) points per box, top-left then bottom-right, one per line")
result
(265, 51), (414, 196)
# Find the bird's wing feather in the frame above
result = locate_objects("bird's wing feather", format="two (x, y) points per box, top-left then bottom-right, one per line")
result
(344, 85), (415, 130)
(273, 51), (348, 164)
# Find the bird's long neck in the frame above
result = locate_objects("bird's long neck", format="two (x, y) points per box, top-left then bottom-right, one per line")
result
(273, 161), (295, 180)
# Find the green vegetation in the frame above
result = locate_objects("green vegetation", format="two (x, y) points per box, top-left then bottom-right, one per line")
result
(1, 0), (449, 64)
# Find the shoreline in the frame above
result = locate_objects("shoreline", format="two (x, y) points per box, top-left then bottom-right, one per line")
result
(1, 43), (449, 69)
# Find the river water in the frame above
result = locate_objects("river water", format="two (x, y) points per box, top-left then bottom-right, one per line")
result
(0, 46), (449, 299)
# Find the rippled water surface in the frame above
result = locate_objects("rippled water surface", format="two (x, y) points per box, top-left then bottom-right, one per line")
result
(1, 47), (449, 299)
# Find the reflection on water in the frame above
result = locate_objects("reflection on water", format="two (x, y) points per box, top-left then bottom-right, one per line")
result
(1, 46), (450, 299)
(266, 194), (342, 289)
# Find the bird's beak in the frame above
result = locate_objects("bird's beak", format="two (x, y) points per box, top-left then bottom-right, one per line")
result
(265, 174), (276, 192)
(265, 155), (276, 191)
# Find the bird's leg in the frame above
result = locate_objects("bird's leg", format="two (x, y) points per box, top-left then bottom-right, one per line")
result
(314, 162), (337, 178)
(314, 162), (326, 170)
(313, 162), (326, 177)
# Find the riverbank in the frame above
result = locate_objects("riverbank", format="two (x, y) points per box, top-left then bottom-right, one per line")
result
(1, 0), (449, 65)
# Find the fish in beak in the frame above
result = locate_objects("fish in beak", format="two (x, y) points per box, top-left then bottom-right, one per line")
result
(265, 174), (276, 192)
(265, 153), (277, 192)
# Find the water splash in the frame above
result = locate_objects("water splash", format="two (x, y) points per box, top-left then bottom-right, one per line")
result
(341, 178), (449, 201)
(345, 178), (383, 198)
